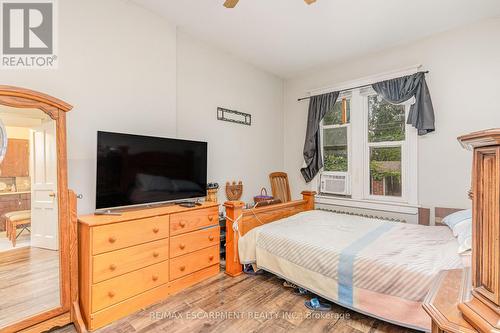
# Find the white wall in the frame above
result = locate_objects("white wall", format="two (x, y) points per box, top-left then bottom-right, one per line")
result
(0, 1), (284, 212)
(6, 127), (30, 140)
(284, 18), (500, 219)
(0, 0), (177, 213)
(176, 32), (284, 204)
(3, 1), (495, 218)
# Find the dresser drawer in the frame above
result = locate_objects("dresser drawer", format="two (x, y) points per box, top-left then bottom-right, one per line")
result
(170, 226), (220, 258)
(93, 239), (169, 283)
(170, 245), (219, 280)
(91, 261), (169, 312)
(92, 215), (169, 254)
(170, 207), (218, 236)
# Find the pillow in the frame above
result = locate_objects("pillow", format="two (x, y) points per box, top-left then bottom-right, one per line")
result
(456, 219), (472, 254)
(442, 209), (472, 231)
(452, 217), (472, 237)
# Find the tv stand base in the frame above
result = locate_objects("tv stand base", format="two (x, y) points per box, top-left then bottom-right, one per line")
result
(94, 210), (122, 216)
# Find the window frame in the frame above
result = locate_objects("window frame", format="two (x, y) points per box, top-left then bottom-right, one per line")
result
(361, 90), (418, 204)
(319, 95), (352, 176)
(318, 88), (418, 207)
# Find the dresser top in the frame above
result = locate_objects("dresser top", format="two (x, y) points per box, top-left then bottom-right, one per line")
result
(78, 202), (219, 226)
(423, 269), (475, 333)
(458, 128), (500, 150)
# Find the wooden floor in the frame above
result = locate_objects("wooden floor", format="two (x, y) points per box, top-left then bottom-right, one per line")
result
(0, 231), (30, 251)
(53, 271), (419, 333)
(0, 247), (60, 328)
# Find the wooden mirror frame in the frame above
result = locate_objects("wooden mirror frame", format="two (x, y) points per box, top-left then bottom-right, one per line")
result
(0, 86), (85, 333)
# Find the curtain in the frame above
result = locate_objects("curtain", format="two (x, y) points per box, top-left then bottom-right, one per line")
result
(372, 72), (435, 135)
(300, 91), (339, 183)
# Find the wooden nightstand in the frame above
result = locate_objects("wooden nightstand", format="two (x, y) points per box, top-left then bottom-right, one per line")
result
(423, 269), (476, 333)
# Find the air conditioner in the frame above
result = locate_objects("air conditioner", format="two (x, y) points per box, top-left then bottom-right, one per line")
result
(320, 172), (350, 195)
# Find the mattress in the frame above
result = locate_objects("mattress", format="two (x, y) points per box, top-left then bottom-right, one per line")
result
(238, 210), (468, 331)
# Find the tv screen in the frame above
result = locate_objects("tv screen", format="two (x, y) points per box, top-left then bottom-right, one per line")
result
(96, 131), (207, 210)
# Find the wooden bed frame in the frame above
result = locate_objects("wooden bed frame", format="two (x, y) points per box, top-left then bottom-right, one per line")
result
(224, 191), (465, 277)
(434, 207), (464, 225)
(419, 207), (465, 226)
(224, 191), (316, 276)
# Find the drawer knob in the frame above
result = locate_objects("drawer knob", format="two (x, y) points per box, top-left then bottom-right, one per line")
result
(208, 216), (214, 221)
(153, 227), (160, 234)
(180, 265), (186, 271)
(153, 251), (160, 258)
(109, 264), (117, 271)
(108, 291), (115, 298)
(179, 244), (186, 250)
(152, 275), (159, 281)
(209, 235), (215, 241)
(209, 255), (214, 261)
(179, 221), (186, 228)
(108, 236), (116, 244)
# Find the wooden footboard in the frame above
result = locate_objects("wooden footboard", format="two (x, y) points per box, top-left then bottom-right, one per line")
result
(224, 191), (316, 277)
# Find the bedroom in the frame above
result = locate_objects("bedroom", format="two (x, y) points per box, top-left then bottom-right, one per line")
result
(0, 0), (498, 332)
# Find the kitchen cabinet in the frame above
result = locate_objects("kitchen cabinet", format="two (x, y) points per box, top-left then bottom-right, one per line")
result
(0, 139), (29, 177)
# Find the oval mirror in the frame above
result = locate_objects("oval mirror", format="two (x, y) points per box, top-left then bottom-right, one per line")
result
(0, 119), (7, 164)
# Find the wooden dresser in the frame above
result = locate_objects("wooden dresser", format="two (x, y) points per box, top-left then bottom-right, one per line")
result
(424, 129), (500, 333)
(78, 202), (220, 331)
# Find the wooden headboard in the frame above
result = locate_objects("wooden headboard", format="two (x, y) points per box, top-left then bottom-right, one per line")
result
(435, 207), (465, 225)
(224, 191), (316, 277)
(419, 207), (465, 226)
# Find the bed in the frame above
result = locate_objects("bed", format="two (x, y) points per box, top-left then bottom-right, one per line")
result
(224, 192), (469, 332)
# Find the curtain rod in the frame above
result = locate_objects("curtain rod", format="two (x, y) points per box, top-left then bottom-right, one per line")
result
(297, 70), (429, 102)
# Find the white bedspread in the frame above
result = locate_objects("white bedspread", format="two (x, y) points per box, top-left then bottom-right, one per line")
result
(238, 210), (468, 331)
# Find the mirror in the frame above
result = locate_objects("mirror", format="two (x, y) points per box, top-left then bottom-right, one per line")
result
(0, 105), (61, 328)
(0, 119), (7, 163)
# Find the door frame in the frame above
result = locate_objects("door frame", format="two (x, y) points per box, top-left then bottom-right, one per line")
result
(0, 86), (84, 332)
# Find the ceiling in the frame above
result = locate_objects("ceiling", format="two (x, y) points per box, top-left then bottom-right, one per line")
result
(0, 106), (48, 127)
(133, 0), (500, 78)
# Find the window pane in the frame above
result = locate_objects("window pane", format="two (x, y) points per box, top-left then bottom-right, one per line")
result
(368, 95), (405, 142)
(323, 99), (350, 126)
(369, 146), (402, 197)
(323, 127), (348, 172)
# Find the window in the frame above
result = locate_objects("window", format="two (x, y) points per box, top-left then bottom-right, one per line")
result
(321, 98), (350, 172)
(369, 146), (402, 197)
(367, 95), (406, 198)
(368, 96), (405, 143)
(318, 86), (417, 207)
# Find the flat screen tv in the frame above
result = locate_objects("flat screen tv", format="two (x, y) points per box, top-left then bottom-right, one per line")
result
(96, 131), (207, 210)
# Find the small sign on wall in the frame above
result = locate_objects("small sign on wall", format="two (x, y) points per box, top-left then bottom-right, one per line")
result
(217, 107), (251, 126)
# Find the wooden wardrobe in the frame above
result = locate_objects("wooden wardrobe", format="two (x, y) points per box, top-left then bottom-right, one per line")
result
(424, 129), (500, 333)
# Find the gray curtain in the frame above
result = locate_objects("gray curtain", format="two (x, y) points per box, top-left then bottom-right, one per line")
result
(301, 91), (339, 183)
(372, 72), (435, 135)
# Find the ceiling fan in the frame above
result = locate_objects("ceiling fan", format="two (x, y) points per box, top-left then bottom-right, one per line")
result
(223, 0), (316, 8)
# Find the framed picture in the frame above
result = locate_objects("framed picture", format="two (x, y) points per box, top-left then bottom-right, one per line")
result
(217, 107), (251, 126)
